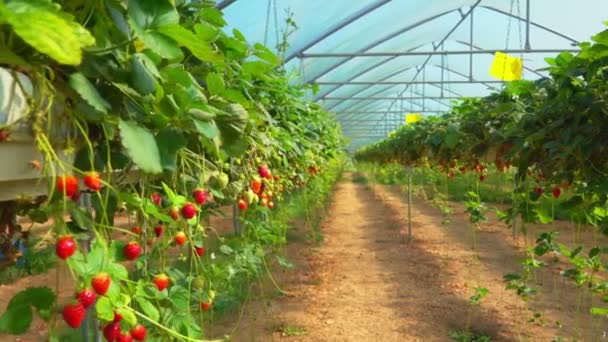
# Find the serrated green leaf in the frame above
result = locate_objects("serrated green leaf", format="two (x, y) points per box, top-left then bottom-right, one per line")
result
(119, 120), (163, 174)
(131, 54), (158, 95)
(95, 297), (114, 322)
(157, 24), (224, 64)
(0, 304), (32, 334)
(3, 1), (94, 65)
(193, 119), (219, 139)
(69, 73), (111, 113)
(135, 297), (160, 321)
(116, 307), (137, 326)
(205, 72), (225, 96)
(156, 128), (187, 171)
(107, 262), (129, 280)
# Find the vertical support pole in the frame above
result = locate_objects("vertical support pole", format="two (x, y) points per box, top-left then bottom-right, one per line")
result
(79, 193), (101, 342)
(525, 0), (531, 50)
(441, 44), (445, 97)
(422, 67), (426, 112)
(406, 166), (413, 243)
(469, 7), (474, 81)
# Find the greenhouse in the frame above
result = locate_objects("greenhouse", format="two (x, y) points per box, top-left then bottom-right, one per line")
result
(0, 0), (607, 341)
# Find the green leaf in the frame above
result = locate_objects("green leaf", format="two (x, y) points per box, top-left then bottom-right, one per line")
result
(69, 73), (111, 113)
(157, 24), (224, 64)
(107, 263), (129, 281)
(119, 120), (163, 174)
(116, 307), (137, 326)
(156, 128), (187, 171)
(128, 0), (179, 29)
(591, 307), (608, 316)
(0, 304), (32, 334)
(205, 72), (225, 96)
(23, 287), (56, 312)
(135, 297), (160, 321)
(2, 1), (95, 65)
(95, 297), (115, 322)
(219, 245), (233, 255)
(130, 54), (158, 95)
(193, 119), (219, 139)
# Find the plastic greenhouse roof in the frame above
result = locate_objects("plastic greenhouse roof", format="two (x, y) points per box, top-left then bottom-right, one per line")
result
(219, 0), (608, 148)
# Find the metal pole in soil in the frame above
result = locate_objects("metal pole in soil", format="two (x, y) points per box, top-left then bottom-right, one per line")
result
(79, 193), (101, 341)
(406, 166), (413, 243)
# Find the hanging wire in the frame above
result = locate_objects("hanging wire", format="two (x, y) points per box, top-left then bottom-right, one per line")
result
(263, 0), (272, 46)
(273, 0), (280, 52)
(500, 0), (516, 84)
(516, 0), (525, 74)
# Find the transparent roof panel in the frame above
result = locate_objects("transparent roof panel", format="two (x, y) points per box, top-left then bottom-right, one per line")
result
(220, 0), (608, 142)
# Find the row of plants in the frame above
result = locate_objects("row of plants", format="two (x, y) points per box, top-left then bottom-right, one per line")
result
(0, 0), (343, 340)
(355, 22), (608, 335)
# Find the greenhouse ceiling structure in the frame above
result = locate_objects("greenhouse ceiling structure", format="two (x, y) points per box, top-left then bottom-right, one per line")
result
(219, 0), (608, 150)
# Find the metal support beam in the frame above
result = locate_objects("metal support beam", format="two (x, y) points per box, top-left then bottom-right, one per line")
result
(304, 8), (459, 83)
(301, 48), (579, 58)
(469, 8), (474, 81)
(319, 80), (504, 86)
(335, 110), (443, 114)
(482, 6), (578, 44)
(216, 0), (238, 10)
(285, 0), (391, 63)
(525, 0), (531, 50)
(325, 96), (460, 100)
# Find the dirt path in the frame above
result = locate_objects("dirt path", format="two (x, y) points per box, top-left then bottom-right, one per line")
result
(215, 173), (607, 341)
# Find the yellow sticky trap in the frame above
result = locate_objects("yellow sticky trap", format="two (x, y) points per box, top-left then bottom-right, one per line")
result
(405, 113), (423, 124)
(489, 52), (523, 81)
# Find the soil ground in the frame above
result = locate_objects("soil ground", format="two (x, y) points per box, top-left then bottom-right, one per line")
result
(211, 173), (608, 342)
(1, 173), (608, 341)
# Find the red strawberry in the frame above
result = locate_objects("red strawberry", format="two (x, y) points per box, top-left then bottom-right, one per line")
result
(552, 187), (561, 198)
(76, 288), (96, 308)
(57, 175), (79, 197)
(195, 246), (205, 257)
(238, 199), (247, 211)
(130, 324), (147, 341)
(132, 226), (142, 235)
(153, 274), (170, 291)
(124, 241), (142, 260)
(251, 178), (262, 194)
(169, 207), (180, 221)
(150, 193), (162, 206)
(533, 187), (544, 195)
(62, 302), (86, 328)
(200, 301), (213, 311)
(258, 165), (270, 179)
(193, 188), (207, 205)
(273, 175), (280, 182)
(181, 202), (197, 219)
(174, 231), (187, 246)
(113, 312), (123, 323)
(153, 224), (163, 237)
(92, 272), (111, 295)
(479, 175), (486, 182)
(0, 129), (10, 142)
(83, 171), (102, 191)
(56, 235), (77, 260)
(117, 332), (133, 342)
(103, 323), (121, 341)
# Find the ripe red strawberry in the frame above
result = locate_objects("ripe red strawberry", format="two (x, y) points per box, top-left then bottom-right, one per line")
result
(83, 171), (102, 191)
(238, 199), (247, 211)
(117, 332), (133, 342)
(132, 226), (142, 235)
(103, 323), (120, 341)
(57, 175), (79, 197)
(195, 246), (205, 256)
(124, 241), (142, 260)
(169, 207), (180, 221)
(92, 272), (111, 296)
(62, 302), (86, 328)
(153, 274), (170, 291)
(113, 312), (123, 323)
(130, 324), (147, 341)
(193, 188), (207, 205)
(56, 235), (77, 260)
(479, 175), (486, 182)
(533, 187), (544, 195)
(251, 178), (262, 194)
(150, 193), (162, 206)
(181, 202), (197, 219)
(258, 165), (270, 179)
(153, 224), (163, 237)
(174, 231), (187, 246)
(0, 129), (10, 142)
(76, 288), (96, 308)
(200, 301), (213, 311)
(552, 187), (561, 198)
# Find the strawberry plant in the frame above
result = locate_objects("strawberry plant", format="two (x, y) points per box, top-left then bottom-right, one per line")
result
(0, 0), (343, 339)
